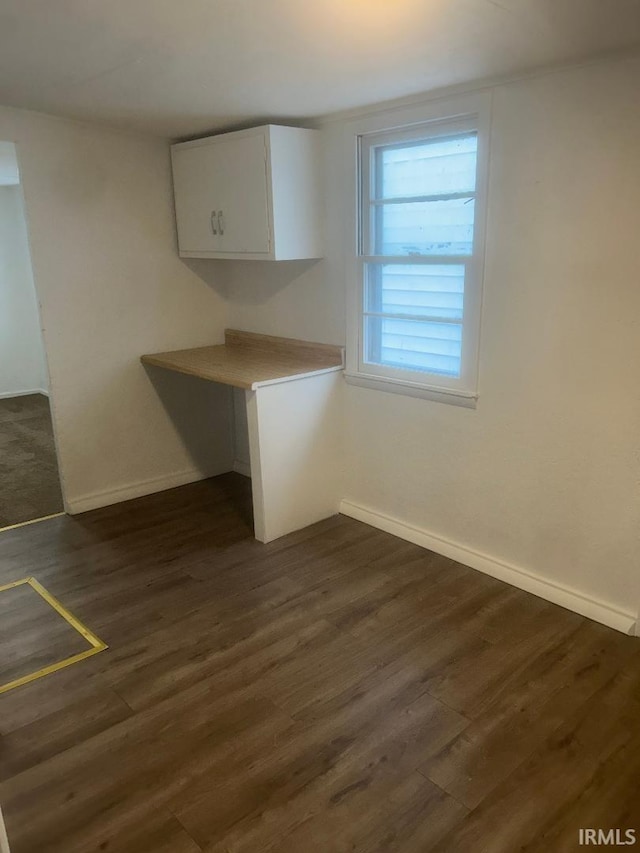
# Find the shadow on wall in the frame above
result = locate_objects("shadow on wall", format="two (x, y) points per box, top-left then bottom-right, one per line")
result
(143, 366), (254, 530)
(143, 365), (235, 478)
(183, 258), (320, 305)
(181, 258), (229, 301)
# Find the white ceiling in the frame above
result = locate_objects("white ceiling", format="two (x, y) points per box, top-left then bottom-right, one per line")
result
(0, 0), (639, 139)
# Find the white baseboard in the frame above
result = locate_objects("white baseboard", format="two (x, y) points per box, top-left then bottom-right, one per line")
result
(63, 471), (636, 636)
(232, 459), (252, 478)
(66, 465), (232, 515)
(339, 499), (637, 636)
(0, 388), (49, 400)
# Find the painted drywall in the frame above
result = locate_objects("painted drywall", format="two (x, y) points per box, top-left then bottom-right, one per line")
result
(2, 2), (640, 136)
(223, 258), (344, 346)
(0, 105), (231, 510)
(0, 184), (48, 397)
(226, 54), (640, 620)
(0, 141), (20, 185)
(232, 387), (251, 476)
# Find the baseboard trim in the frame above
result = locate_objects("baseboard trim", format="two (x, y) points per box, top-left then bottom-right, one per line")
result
(232, 459), (252, 478)
(339, 499), (637, 636)
(0, 388), (49, 400)
(67, 466), (232, 515)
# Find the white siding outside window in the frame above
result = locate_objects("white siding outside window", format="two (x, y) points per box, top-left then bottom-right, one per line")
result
(344, 93), (491, 406)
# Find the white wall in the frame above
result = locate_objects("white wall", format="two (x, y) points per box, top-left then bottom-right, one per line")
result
(223, 258), (344, 345)
(0, 141), (20, 185)
(232, 387), (251, 476)
(0, 106), (232, 511)
(0, 184), (48, 397)
(225, 55), (640, 624)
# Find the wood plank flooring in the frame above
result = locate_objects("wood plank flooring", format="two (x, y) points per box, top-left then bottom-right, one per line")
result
(0, 473), (638, 852)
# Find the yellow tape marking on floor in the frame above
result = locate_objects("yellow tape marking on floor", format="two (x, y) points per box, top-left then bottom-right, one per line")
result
(0, 512), (66, 534)
(0, 576), (108, 695)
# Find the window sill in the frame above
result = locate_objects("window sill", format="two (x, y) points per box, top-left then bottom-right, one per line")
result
(344, 371), (478, 408)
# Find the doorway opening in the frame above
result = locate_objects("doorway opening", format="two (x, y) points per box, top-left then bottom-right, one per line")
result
(0, 141), (64, 529)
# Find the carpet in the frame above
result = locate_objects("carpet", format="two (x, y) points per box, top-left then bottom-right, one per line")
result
(0, 394), (64, 528)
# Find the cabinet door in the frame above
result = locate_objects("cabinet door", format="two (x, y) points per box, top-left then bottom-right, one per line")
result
(172, 133), (271, 256)
(214, 133), (271, 255)
(172, 143), (222, 254)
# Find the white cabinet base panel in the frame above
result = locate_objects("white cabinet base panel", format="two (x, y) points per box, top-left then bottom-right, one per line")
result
(247, 372), (343, 543)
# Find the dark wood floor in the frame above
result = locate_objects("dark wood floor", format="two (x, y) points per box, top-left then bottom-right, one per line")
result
(0, 473), (639, 852)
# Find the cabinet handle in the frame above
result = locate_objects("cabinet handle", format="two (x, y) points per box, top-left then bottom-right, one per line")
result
(210, 210), (217, 235)
(217, 210), (225, 236)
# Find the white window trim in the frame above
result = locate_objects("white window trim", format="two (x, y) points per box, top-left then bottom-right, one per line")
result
(343, 91), (492, 407)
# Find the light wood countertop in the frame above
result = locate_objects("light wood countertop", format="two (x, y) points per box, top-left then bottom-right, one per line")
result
(141, 329), (344, 390)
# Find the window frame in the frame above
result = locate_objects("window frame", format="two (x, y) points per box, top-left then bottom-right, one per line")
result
(344, 92), (492, 407)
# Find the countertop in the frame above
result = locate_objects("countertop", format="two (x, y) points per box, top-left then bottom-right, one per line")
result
(141, 329), (344, 390)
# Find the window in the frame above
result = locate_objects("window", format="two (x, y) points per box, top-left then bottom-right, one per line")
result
(345, 95), (490, 406)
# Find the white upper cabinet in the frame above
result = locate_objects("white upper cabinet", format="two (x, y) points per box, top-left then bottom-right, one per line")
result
(171, 125), (323, 260)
